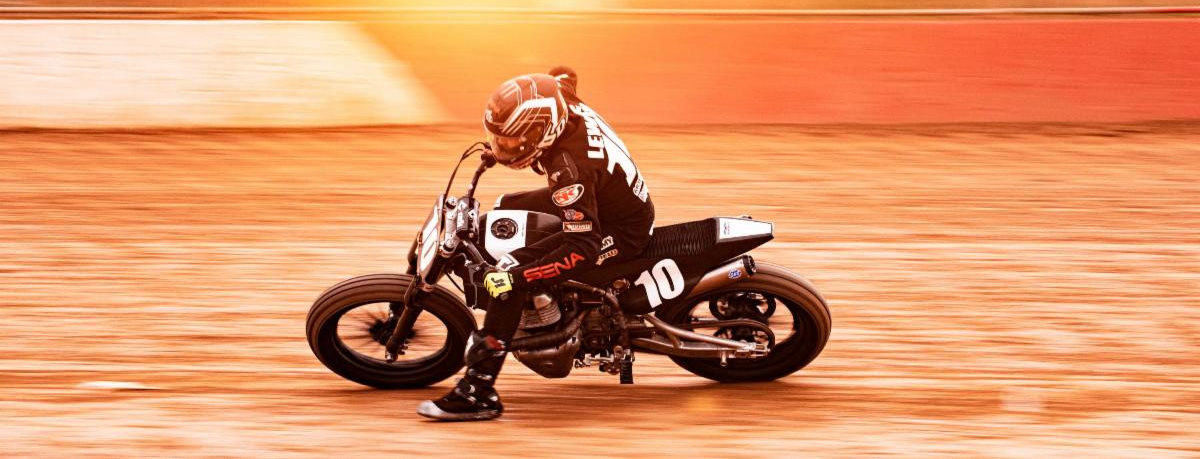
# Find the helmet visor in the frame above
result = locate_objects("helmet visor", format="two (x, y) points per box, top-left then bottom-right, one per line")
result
(486, 128), (540, 169)
(487, 131), (524, 163)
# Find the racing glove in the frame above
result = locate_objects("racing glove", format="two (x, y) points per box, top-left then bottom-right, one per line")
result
(483, 270), (514, 298)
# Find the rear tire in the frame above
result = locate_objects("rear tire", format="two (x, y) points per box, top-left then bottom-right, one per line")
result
(306, 274), (476, 389)
(657, 262), (831, 382)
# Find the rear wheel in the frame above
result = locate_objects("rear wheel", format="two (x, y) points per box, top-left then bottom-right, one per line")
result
(658, 263), (831, 382)
(305, 274), (476, 389)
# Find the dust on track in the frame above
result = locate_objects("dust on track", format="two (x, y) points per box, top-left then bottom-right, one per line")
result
(1, 126), (1198, 457)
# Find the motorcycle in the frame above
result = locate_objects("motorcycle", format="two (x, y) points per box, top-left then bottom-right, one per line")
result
(305, 143), (831, 387)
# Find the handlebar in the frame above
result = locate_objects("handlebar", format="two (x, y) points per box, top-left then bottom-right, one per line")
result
(463, 152), (496, 203)
(438, 151), (495, 265)
(457, 153), (496, 271)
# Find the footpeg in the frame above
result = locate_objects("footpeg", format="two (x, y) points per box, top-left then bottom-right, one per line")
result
(619, 351), (633, 385)
(586, 347), (634, 383)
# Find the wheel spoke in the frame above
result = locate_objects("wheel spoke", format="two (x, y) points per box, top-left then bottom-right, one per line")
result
(340, 332), (373, 341)
(352, 336), (382, 350)
(335, 301), (450, 363)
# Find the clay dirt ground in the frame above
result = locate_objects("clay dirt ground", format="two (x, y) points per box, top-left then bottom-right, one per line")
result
(1, 126), (1198, 457)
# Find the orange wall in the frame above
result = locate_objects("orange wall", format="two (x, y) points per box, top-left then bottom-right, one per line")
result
(365, 17), (1200, 124)
(0, 21), (446, 129)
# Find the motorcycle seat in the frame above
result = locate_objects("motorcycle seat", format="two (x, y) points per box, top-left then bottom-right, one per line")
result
(575, 218), (717, 286)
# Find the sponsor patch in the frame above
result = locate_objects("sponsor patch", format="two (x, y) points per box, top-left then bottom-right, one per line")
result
(562, 209), (584, 221)
(600, 235), (614, 250)
(552, 184), (584, 207)
(563, 221), (593, 233)
(523, 253), (585, 282)
(632, 176), (649, 202)
(596, 249), (619, 266)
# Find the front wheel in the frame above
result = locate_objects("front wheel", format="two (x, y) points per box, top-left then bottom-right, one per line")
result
(305, 274), (476, 389)
(657, 262), (831, 382)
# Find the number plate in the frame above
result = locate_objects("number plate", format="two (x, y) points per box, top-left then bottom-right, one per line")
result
(416, 196), (445, 283)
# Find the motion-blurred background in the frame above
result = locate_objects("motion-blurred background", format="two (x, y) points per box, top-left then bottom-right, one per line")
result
(3, 0), (1200, 127)
(4, 0), (1200, 6)
(2, 1), (1198, 457)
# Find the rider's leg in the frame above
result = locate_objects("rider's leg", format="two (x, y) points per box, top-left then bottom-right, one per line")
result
(418, 189), (554, 420)
(416, 290), (526, 421)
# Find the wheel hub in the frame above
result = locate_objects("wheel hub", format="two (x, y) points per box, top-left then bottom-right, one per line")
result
(368, 316), (397, 346)
(709, 292), (777, 347)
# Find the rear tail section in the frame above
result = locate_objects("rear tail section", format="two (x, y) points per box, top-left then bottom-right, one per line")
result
(578, 217), (774, 314)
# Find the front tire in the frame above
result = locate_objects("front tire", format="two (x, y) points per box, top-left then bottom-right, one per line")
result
(657, 262), (831, 382)
(306, 274), (476, 389)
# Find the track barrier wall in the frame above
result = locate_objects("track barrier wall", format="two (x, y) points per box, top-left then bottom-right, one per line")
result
(0, 20), (446, 128)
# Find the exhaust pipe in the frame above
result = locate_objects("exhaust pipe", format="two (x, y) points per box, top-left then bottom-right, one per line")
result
(508, 309), (588, 351)
(690, 255), (755, 297)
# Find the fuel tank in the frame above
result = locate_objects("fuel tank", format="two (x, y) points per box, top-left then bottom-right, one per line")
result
(480, 210), (562, 263)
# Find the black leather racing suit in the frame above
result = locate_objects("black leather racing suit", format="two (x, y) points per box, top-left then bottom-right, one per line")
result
(481, 84), (655, 343)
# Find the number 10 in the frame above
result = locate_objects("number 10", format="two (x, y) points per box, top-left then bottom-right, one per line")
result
(634, 259), (685, 308)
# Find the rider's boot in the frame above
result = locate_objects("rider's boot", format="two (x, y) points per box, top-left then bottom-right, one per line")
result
(416, 331), (507, 421)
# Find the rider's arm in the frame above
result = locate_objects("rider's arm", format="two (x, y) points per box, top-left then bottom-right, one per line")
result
(505, 151), (603, 288)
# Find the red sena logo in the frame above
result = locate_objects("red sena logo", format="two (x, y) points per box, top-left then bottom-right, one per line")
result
(563, 209), (584, 221)
(552, 184), (584, 207)
(523, 253), (585, 282)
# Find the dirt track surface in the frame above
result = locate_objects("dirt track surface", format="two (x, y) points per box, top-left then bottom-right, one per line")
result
(1, 126), (1198, 457)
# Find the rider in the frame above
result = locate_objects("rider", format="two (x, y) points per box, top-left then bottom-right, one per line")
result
(417, 67), (655, 421)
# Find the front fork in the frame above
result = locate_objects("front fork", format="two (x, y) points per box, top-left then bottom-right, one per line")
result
(384, 279), (424, 362)
(388, 235), (488, 361)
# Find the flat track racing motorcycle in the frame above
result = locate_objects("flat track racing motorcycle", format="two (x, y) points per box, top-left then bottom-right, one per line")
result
(306, 144), (831, 388)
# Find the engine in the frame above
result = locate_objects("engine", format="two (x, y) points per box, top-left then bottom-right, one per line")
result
(509, 290), (632, 379)
(511, 292), (581, 378)
(517, 293), (561, 330)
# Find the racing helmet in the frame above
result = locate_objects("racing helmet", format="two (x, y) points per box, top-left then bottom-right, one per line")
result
(483, 73), (569, 170)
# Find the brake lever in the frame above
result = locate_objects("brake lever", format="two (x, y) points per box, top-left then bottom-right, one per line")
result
(459, 239), (489, 267)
